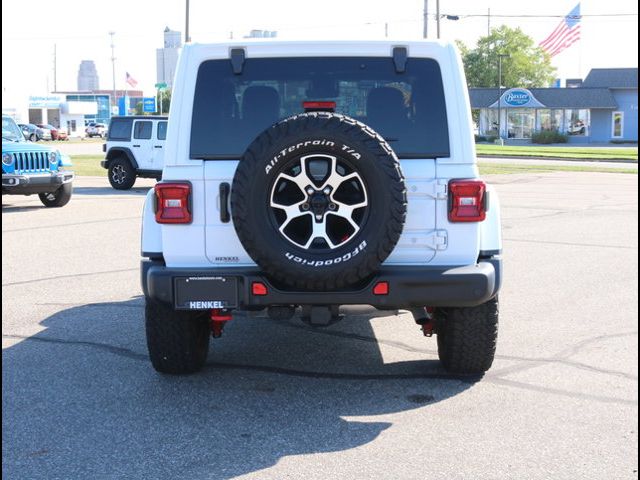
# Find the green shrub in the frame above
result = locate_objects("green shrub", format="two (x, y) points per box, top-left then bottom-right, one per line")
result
(531, 130), (569, 144)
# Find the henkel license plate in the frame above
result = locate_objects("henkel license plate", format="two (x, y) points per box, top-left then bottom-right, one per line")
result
(175, 276), (238, 310)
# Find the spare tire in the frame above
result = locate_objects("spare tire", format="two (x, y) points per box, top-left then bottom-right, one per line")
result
(231, 112), (406, 290)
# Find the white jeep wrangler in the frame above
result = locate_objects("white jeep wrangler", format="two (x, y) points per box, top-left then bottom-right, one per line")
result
(101, 116), (167, 189)
(140, 40), (503, 375)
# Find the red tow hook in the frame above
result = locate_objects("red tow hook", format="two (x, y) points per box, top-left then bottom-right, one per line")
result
(210, 309), (233, 338)
(421, 307), (436, 337)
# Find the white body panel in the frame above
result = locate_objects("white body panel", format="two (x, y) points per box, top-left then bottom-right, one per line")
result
(106, 117), (167, 172)
(142, 40), (501, 269)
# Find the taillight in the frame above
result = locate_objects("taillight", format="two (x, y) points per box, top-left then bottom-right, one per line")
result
(154, 182), (192, 224)
(448, 180), (487, 222)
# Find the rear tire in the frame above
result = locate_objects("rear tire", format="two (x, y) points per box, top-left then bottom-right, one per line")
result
(38, 183), (73, 208)
(29, 134), (37, 142)
(145, 298), (210, 374)
(108, 157), (136, 190)
(435, 297), (499, 375)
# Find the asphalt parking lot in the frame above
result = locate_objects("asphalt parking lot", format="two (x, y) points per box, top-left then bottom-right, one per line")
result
(2, 172), (638, 480)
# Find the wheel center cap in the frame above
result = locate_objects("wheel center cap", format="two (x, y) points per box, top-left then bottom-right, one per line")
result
(310, 192), (329, 216)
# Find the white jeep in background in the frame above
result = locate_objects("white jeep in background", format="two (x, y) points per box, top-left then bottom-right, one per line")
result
(101, 116), (166, 189)
(140, 40), (503, 376)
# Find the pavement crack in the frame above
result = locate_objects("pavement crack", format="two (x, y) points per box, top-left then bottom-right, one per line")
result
(485, 376), (637, 406)
(2, 268), (138, 287)
(3, 216), (140, 233)
(503, 238), (636, 250)
(2, 334), (146, 361)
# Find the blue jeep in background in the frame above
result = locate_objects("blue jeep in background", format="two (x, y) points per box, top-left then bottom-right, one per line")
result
(2, 114), (74, 207)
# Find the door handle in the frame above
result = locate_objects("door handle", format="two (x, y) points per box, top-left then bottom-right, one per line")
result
(219, 182), (231, 223)
(132, 144), (140, 147)
(154, 145), (163, 149)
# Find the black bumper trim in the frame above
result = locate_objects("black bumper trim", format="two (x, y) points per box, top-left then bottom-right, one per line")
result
(142, 259), (502, 309)
(2, 172), (74, 194)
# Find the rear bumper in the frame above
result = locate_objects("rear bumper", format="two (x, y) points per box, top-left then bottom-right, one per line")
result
(2, 171), (74, 194)
(142, 258), (502, 310)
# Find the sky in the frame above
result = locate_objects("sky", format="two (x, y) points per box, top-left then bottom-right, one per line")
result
(2, 0), (638, 104)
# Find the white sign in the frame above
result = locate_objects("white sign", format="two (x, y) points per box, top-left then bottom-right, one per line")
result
(28, 95), (64, 108)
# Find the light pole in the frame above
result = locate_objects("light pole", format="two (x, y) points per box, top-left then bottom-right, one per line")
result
(185, 0), (190, 43)
(109, 31), (116, 110)
(497, 53), (509, 141)
(423, 0), (428, 38)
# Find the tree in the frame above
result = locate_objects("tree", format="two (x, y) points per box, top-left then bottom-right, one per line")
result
(458, 26), (556, 88)
(154, 89), (171, 115)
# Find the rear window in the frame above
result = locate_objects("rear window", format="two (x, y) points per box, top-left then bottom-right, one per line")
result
(190, 57), (449, 159)
(108, 118), (133, 141)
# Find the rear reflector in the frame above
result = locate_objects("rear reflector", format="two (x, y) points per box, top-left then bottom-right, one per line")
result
(373, 281), (389, 295)
(252, 282), (268, 296)
(303, 101), (336, 112)
(154, 182), (192, 224)
(448, 180), (487, 222)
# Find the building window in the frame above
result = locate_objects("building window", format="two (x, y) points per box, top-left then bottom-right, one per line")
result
(507, 109), (535, 139)
(537, 109), (563, 132)
(479, 109), (499, 136)
(564, 109), (589, 136)
(612, 111), (624, 138)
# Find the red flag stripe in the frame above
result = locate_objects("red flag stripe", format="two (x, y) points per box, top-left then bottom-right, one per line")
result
(548, 28), (581, 57)
(541, 24), (570, 52)
(540, 21), (568, 48)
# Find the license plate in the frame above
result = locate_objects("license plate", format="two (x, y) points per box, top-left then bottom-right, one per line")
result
(174, 276), (238, 310)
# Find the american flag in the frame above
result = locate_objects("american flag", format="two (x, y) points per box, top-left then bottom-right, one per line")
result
(539, 3), (581, 57)
(125, 72), (138, 88)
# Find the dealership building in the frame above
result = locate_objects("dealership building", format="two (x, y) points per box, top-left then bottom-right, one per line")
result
(19, 90), (145, 137)
(470, 68), (638, 143)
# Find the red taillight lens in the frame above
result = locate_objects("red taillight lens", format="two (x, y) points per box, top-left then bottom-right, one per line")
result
(154, 182), (192, 224)
(252, 282), (268, 296)
(449, 180), (487, 222)
(302, 101), (336, 112)
(373, 281), (389, 295)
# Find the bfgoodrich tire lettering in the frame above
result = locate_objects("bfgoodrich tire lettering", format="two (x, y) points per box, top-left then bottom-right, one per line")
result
(231, 112), (407, 290)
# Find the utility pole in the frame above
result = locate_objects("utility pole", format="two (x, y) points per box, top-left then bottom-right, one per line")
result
(488, 8), (491, 35)
(423, 0), (428, 38)
(185, 0), (190, 43)
(109, 31), (116, 109)
(53, 44), (57, 92)
(436, 0), (440, 39)
(497, 53), (510, 141)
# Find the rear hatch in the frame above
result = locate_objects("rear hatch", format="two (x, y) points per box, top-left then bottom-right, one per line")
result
(190, 55), (451, 266)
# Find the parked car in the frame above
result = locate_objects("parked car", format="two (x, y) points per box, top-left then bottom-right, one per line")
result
(86, 122), (108, 138)
(56, 128), (69, 141)
(139, 40), (503, 375)
(101, 116), (166, 189)
(37, 123), (59, 140)
(18, 123), (47, 142)
(567, 120), (586, 135)
(3, 115), (74, 207)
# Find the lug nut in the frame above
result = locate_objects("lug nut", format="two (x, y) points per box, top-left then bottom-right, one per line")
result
(306, 188), (314, 195)
(328, 203), (337, 210)
(301, 203), (310, 211)
(323, 187), (331, 194)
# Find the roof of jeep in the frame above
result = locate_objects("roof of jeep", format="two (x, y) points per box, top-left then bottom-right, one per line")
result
(183, 39), (454, 56)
